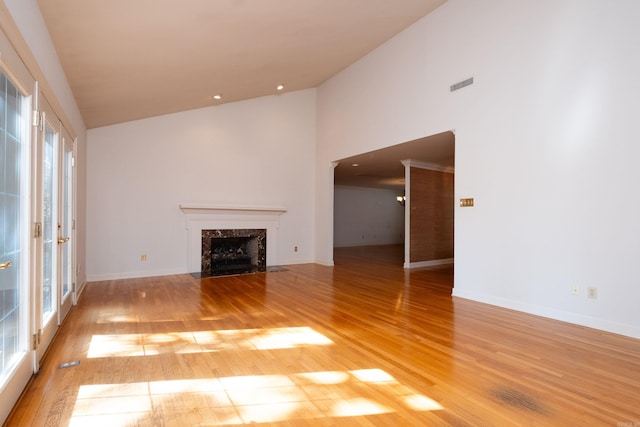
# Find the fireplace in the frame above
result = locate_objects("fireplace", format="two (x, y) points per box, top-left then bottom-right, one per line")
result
(201, 229), (266, 277)
(180, 204), (286, 276)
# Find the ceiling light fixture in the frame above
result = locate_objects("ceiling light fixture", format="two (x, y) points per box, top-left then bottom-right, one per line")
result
(352, 163), (359, 167)
(212, 94), (222, 100)
(276, 84), (284, 91)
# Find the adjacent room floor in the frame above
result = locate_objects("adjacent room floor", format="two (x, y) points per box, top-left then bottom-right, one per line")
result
(6, 245), (640, 425)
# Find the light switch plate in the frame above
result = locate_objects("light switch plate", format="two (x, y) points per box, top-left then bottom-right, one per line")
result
(460, 198), (474, 207)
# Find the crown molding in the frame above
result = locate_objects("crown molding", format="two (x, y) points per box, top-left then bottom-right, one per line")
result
(400, 159), (454, 174)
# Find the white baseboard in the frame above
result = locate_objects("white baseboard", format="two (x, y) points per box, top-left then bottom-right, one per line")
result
(404, 258), (454, 269)
(75, 281), (88, 301)
(278, 258), (315, 266)
(318, 261), (334, 266)
(452, 288), (640, 339)
(86, 261), (316, 282)
(87, 268), (187, 282)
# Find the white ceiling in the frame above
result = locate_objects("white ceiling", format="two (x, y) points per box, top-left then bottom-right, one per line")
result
(37, 0), (446, 129)
(37, 0), (453, 189)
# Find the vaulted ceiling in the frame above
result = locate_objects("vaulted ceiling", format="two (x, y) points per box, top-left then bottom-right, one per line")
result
(38, 0), (446, 129)
(37, 0), (453, 189)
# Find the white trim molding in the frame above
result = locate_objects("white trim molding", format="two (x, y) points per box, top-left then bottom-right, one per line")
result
(401, 159), (454, 174)
(179, 204), (287, 273)
(452, 289), (640, 339)
(179, 204), (287, 214)
(404, 258), (454, 269)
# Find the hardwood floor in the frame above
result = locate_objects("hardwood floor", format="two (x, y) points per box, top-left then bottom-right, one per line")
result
(6, 245), (640, 426)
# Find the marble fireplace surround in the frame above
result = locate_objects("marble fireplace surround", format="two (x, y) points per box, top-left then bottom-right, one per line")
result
(180, 204), (286, 274)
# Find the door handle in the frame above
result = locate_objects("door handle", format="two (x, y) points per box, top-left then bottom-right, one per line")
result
(58, 237), (70, 244)
(0, 261), (13, 270)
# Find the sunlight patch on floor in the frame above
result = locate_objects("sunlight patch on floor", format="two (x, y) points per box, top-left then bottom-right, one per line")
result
(95, 313), (139, 324)
(69, 369), (442, 425)
(87, 326), (334, 358)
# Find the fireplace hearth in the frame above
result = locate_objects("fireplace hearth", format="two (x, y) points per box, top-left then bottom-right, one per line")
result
(200, 229), (266, 277)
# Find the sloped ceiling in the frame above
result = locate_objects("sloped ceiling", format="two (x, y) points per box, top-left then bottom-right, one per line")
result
(37, 0), (446, 129)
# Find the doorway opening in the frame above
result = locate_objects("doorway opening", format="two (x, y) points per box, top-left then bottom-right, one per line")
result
(332, 131), (455, 279)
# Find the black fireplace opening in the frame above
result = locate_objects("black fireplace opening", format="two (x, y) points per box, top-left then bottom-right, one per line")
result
(200, 229), (266, 277)
(211, 236), (256, 270)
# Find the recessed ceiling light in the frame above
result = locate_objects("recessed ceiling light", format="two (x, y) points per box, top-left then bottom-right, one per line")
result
(212, 94), (222, 100)
(352, 163), (359, 167)
(276, 84), (284, 91)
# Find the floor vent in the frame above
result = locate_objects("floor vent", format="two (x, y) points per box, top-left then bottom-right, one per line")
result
(59, 360), (80, 369)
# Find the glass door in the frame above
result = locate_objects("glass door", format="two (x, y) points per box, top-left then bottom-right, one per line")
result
(0, 23), (78, 423)
(0, 72), (27, 380)
(34, 97), (60, 364)
(58, 129), (74, 322)
(0, 41), (35, 422)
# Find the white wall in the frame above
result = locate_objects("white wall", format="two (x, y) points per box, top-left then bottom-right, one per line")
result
(334, 186), (404, 247)
(317, 0), (640, 338)
(87, 89), (316, 280)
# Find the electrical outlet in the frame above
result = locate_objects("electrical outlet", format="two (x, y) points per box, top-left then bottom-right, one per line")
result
(587, 287), (598, 299)
(571, 284), (580, 296)
(140, 254), (147, 262)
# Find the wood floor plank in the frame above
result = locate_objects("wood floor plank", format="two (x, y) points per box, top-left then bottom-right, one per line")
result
(5, 244), (640, 426)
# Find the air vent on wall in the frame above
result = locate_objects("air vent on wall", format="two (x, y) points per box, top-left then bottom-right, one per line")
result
(450, 77), (474, 92)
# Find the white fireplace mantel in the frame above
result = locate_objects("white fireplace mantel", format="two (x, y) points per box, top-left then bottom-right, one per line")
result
(180, 204), (287, 273)
(179, 204), (287, 215)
